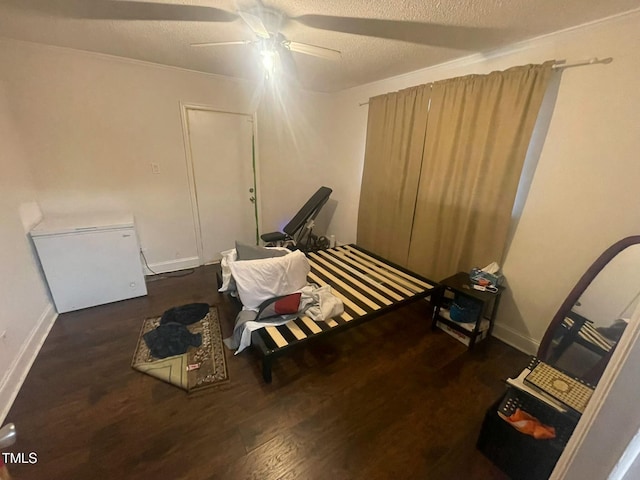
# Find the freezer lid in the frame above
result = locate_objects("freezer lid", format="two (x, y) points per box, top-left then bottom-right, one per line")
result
(30, 213), (135, 237)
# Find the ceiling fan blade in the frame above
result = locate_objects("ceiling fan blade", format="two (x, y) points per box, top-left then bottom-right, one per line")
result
(287, 41), (341, 61)
(191, 40), (253, 48)
(237, 10), (271, 38)
(6, 0), (237, 22)
(292, 15), (506, 50)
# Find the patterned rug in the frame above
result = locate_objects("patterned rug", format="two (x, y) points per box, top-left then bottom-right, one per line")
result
(131, 306), (229, 393)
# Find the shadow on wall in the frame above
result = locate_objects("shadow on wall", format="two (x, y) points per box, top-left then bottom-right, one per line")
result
(497, 70), (562, 354)
(314, 198), (338, 238)
(494, 73), (563, 354)
(19, 201), (54, 304)
(503, 72), (562, 258)
(493, 278), (539, 354)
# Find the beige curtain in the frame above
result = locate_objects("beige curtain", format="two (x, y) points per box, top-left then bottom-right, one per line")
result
(406, 62), (554, 280)
(357, 85), (431, 265)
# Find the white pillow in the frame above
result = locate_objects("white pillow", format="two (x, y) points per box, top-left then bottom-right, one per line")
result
(228, 250), (310, 310)
(218, 248), (237, 292)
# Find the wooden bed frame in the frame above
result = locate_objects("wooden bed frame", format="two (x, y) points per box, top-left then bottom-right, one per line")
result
(247, 244), (440, 383)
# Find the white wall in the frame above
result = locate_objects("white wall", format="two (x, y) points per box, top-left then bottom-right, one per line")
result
(0, 38), (258, 273)
(331, 9), (640, 352)
(0, 81), (55, 422)
(256, 81), (356, 243)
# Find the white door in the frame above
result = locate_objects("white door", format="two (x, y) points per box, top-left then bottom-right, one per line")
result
(186, 108), (256, 264)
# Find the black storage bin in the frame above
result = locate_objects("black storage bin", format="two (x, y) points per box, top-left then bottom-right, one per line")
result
(477, 388), (578, 480)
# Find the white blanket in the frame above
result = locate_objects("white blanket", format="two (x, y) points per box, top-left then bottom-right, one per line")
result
(299, 284), (344, 322)
(229, 250), (310, 309)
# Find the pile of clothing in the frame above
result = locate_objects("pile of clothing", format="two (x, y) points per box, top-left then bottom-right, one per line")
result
(143, 303), (209, 358)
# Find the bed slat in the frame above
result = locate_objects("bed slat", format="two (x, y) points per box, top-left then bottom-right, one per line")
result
(343, 245), (433, 290)
(309, 252), (393, 306)
(308, 259), (383, 311)
(265, 326), (287, 348)
(318, 250), (404, 301)
(335, 249), (420, 294)
(329, 250), (414, 296)
(286, 321), (307, 340)
(308, 271), (368, 317)
(300, 315), (323, 334)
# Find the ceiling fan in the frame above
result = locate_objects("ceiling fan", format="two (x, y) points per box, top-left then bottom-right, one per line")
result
(190, 7), (342, 77)
(10, 0), (505, 78)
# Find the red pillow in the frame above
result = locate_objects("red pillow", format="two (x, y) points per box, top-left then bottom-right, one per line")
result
(258, 293), (301, 319)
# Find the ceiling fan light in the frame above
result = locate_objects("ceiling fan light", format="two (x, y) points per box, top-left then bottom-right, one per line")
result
(260, 49), (277, 76)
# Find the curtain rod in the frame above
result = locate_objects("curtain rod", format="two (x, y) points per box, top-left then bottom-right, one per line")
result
(552, 56), (613, 70)
(358, 57), (613, 106)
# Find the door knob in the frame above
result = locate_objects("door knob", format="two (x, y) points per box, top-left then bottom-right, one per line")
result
(249, 188), (254, 193)
(249, 196), (256, 203)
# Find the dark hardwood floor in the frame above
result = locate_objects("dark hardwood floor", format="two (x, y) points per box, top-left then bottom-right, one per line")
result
(5, 265), (527, 479)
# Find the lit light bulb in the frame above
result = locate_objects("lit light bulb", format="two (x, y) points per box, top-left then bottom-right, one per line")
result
(260, 49), (276, 77)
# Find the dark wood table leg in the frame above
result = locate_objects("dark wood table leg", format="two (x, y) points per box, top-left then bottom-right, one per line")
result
(262, 356), (272, 383)
(431, 288), (444, 330)
(488, 293), (502, 338)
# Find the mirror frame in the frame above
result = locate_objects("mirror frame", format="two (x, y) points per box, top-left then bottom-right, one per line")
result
(537, 235), (640, 381)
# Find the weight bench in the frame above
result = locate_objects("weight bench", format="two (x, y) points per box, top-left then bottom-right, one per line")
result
(261, 186), (332, 251)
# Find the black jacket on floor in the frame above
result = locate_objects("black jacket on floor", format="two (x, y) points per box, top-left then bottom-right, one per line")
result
(143, 323), (202, 359)
(159, 303), (209, 325)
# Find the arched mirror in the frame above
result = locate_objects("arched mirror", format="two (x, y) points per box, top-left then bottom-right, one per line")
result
(538, 236), (640, 385)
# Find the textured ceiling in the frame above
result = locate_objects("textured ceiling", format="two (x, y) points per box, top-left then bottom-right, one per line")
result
(0, 0), (639, 92)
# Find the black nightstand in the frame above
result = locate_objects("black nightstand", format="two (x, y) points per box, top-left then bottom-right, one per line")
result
(432, 272), (505, 349)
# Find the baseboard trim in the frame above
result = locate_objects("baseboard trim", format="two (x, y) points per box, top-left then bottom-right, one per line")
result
(492, 322), (540, 356)
(0, 303), (58, 423)
(145, 256), (200, 275)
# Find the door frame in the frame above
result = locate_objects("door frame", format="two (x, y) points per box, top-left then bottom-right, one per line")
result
(179, 102), (261, 265)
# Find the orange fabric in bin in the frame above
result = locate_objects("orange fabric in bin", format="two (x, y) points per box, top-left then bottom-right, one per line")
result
(501, 408), (556, 440)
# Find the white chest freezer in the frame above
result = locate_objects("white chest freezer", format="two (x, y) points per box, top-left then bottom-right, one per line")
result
(31, 213), (148, 313)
